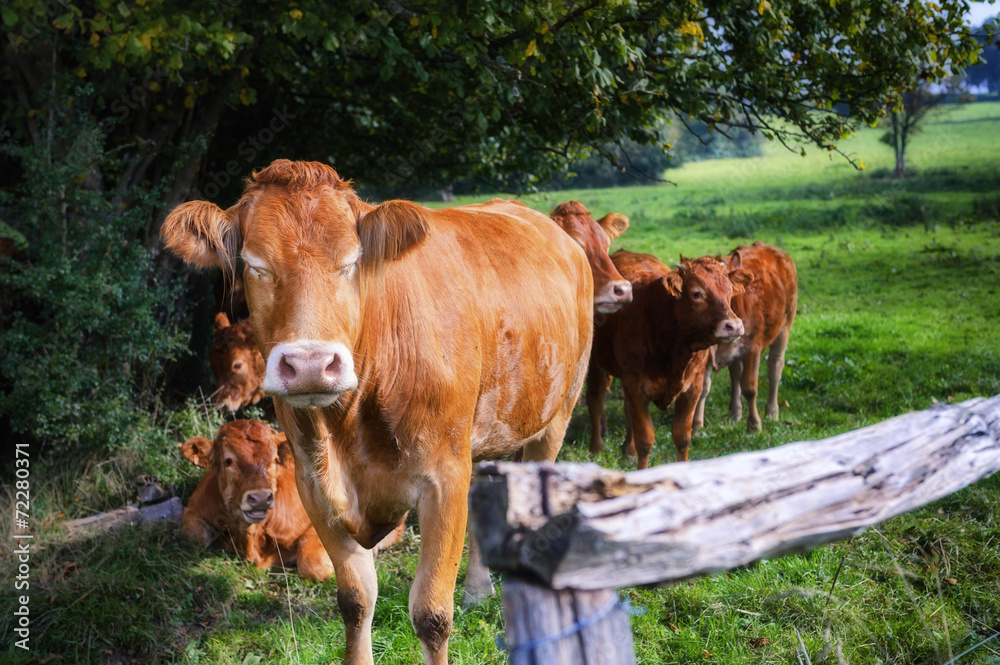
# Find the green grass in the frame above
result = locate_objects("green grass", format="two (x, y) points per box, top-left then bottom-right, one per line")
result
(3, 102), (1000, 664)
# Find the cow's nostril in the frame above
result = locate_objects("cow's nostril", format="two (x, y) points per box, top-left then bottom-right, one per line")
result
(246, 490), (274, 509)
(279, 355), (296, 380)
(325, 354), (341, 376)
(613, 282), (632, 299)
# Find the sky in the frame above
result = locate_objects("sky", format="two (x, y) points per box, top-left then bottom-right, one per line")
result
(967, 1), (998, 26)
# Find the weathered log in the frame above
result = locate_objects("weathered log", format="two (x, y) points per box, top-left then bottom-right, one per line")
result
(470, 394), (1000, 590)
(503, 575), (635, 665)
(64, 497), (183, 536)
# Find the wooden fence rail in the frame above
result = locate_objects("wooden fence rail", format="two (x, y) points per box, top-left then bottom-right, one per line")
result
(469, 394), (1000, 664)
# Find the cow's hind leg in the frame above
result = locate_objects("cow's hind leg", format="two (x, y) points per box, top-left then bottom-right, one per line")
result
(766, 327), (791, 421)
(695, 367), (711, 435)
(412, 461), (472, 665)
(462, 518), (494, 607)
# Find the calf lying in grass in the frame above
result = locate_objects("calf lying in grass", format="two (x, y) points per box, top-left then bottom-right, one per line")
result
(179, 420), (335, 580)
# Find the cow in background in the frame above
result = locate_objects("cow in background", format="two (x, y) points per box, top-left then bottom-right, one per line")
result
(161, 160), (593, 665)
(179, 419), (336, 580)
(696, 242), (797, 433)
(550, 201), (632, 314)
(587, 251), (752, 469)
(210, 313), (266, 413)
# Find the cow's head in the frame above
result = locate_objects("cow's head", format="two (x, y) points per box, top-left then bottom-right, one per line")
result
(662, 255), (753, 350)
(210, 313), (265, 412)
(550, 201), (632, 314)
(180, 420), (292, 524)
(162, 160), (428, 409)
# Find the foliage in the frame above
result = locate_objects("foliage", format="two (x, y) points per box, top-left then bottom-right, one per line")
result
(551, 137), (680, 189)
(0, 87), (187, 455)
(0, 0), (983, 209)
(966, 15), (1000, 92)
(879, 85), (963, 178)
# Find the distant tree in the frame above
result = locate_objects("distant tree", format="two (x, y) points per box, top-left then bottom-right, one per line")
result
(879, 79), (965, 178)
(966, 16), (1000, 92)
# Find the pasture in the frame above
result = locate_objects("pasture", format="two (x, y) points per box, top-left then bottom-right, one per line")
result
(3, 102), (1000, 664)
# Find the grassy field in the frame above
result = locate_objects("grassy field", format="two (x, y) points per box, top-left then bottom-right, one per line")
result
(3, 102), (1000, 664)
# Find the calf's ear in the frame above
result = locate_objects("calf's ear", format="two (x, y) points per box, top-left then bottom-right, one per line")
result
(276, 439), (294, 467)
(213, 312), (231, 331)
(358, 200), (429, 268)
(597, 212), (630, 240)
(161, 201), (240, 270)
(728, 268), (754, 295)
(179, 437), (215, 468)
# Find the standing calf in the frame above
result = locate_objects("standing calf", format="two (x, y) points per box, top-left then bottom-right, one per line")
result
(696, 242), (797, 433)
(588, 251), (751, 468)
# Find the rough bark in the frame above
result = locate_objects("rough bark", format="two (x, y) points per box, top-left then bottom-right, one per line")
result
(470, 395), (1000, 590)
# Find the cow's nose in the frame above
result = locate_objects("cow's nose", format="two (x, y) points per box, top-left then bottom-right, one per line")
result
(244, 490), (274, 511)
(263, 340), (359, 407)
(611, 280), (632, 303)
(716, 317), (745, 339)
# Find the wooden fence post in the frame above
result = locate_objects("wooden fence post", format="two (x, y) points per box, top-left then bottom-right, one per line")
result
(470, 394), (1000, 660)
(503, 575), (635, 665)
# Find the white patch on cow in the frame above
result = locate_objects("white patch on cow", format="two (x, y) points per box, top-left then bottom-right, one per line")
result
(263, 340), (358, 408)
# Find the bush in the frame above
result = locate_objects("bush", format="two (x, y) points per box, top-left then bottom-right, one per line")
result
(0, 91), (187, 457)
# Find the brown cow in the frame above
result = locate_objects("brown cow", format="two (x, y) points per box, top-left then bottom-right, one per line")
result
(161, 160), (593, 665)
(550, 201), (632, 314)
(179, 419), (335, 580)
(587, 250), (752, 469)
(210, 312), (266, 412)
(696, 242), (797, 433)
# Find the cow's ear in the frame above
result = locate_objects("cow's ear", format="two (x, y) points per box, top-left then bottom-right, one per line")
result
(597, 213), (629, 240)
(213, 312), (231, 332)
(729, 268), (754, 295)
(728, 249), (743, 269)
(180, 437), (214, 468)
(161, 201), (241, 270)
(358, 200), (429, 268)
(662, 272), (684, 297)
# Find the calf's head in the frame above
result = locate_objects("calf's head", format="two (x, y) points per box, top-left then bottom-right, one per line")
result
(181, 420), (291, 524)
(550, 201), (632, 314)
(210, 313), (265, 412)
(162, 160), (428, 409)
(663, 255), (753, 349)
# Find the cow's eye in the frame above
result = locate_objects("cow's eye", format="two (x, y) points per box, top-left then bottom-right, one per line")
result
(224, 458), (234, 468)
(274, 457), (281, 466)
(247, 265), (267, 280)
(233, 361), (243, 372)
(339, 262), (357, 278)
(691, 290), (705, 300)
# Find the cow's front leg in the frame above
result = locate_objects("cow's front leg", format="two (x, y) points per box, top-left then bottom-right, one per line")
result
(411, 462), (470, 665)
(299, 494), (377, 664)
(672, 379), (703, 462)
(623, 382), (654, 469)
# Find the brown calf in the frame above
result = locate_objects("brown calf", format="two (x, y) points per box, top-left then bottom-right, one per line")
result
(179, 419), (335, 580)
(696, 242), (797, 433)
(161, 160), (593, 665)
(550, 201), (632, 314)
(587, 251), (752, 469)
(210, 312), (266, 412)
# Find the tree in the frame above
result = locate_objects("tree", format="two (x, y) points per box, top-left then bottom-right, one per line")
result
(879, 82), (958, 178)
(1, 0), (984, 215)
